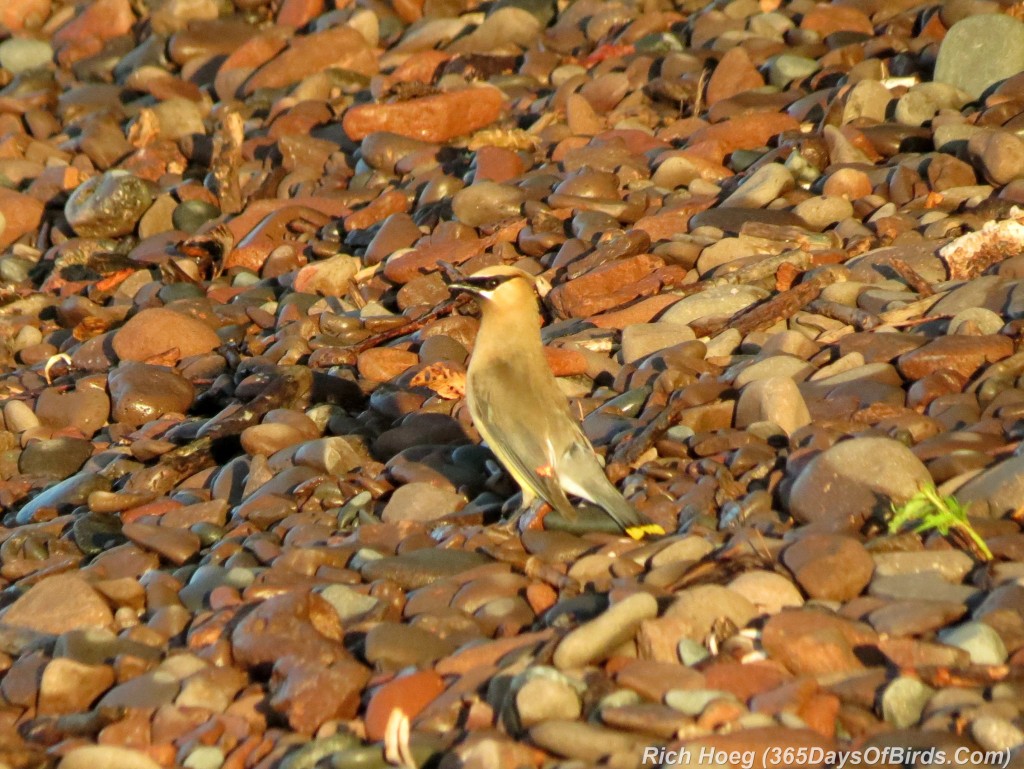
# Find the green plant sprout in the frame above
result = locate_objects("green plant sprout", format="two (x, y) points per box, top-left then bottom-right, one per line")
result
(888, 484), (993, 562)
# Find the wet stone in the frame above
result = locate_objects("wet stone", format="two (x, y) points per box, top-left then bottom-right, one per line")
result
(64, 170), (154, 238)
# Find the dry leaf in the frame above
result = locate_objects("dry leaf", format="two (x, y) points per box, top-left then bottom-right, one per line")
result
(409, 362), (467, 399)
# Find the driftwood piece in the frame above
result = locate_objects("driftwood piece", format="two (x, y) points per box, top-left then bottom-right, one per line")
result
(888, 257), (934, 296)
(939, 210), (1024, 279)
(691, 268), (843, 338)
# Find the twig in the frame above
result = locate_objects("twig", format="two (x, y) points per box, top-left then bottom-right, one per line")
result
(888, 257), (935, 296)
(610, 389), (690, 466)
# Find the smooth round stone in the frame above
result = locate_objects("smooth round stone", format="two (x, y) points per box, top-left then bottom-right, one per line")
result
(785, 436), (932, 528)
(64, 170), (154, 238)
(552, 592), (658, 670)
(172, 200), (220, 233)
(767, 54), (819, 88)
(719, 163), (795, 208)
(19, 438), (93, 479)
(881, 676), (934, 729)
(379, 482), (465, 522)
(318, 585), (379, 622)
(783, 534), (874, 601)
(935, 15), (1024, 99)
(951, 454), (1024, 516)
(33, 385), (110, 438)
(0, 38), (53, 73)
(791, 195), (853, 230)
(895, 82), (969, 127)
(452, 181), (525, 227)
(970, 716), (1024, 753)
(661, 284), (769, 327)
(514, 674), (582, 728)
(727, 570), (804, 614)
(734, 376), (810, 435)
(938, 622), (1008, 665)
(112, 307), (221, 362)
(108, 362), (195, 427)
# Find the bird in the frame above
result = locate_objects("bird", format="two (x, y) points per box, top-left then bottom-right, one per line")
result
(447, 264), (663, 540)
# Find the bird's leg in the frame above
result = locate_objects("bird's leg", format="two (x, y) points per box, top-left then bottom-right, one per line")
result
(498, 494), (550, 534)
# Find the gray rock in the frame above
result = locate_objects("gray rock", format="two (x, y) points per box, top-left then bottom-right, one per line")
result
(734, 376), (811, 435)
(720, 163), (795, 208)
(895, 82), (969, 126)
(869, 572), (979, 604)
(661, 284), (769, 327)
(881, 676), (934, 728)
(317, 585), (379, 621)
(452, 181), (524, 227)
(956, 455), (1024, 515)
(871, 551), (974, 582)
(18, 438), (92, 480)
(842, 80), (893, 124)
(948, 307), (1005, 335)
(767, 54), (819, 88)
(0, 38), (53, 74)
(970, 716), (1024, 753)
(620, 322), (695, 363)
(784, 437), (932, 528)
(938, 621), (1008, 665)
(935, 14), (1024, 98)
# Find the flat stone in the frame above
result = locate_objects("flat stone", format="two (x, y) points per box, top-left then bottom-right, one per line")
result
(935, 15), (1024, 99)
(3, 574), (113, 635)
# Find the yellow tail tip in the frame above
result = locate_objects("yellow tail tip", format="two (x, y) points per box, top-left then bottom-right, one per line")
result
(626, 524), (666, 540)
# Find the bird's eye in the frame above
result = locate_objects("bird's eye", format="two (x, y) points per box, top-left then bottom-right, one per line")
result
(484, 278), (502, 290)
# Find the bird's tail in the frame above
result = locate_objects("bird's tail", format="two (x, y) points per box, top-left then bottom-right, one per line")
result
(591, 486), (665, 540)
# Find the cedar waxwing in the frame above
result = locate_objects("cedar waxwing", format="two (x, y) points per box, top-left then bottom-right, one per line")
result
(448, 265), (663, 540)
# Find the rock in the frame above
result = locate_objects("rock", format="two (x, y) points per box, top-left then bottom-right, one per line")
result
(785, 436), (932, 529)
(39, 658), (115, 714)
(881, 676), (934, 729)
(64, 170), (153, 238)
(3, 574), (113, 635)
(761, 609), (876, 676)
(244, 24), (377, 93)
(720, 163), (795, 209)
(365, 670), (445, 740)
(727, 570), (804, 614)
(58, 746), (161, 769)
(292, 254), (360, 295)
(512, 671), (582, 729)
(112, 307), (221, 363)
(360, 549), (493, 591)
(0, 38), (53, 73)
(0, 189), (45, 248)
(381, 482), (464, 522)
(782, 534), (874, 601)
(935, 15), (1024, 99)
(271, 656), (369, 734)
(0, 0), (51, 32)
(937, 622), (1008, 665)
(734, 376), (811, 435)
(18, 438), (92, 479)
(956, 455), (1024, 515)
(452, 181), (524, 227)
(34, 385), (109, 437)
(661, 284), (769, 328)
(553, 592), (659, 670)
(108, 362), (195, 426)
(343, 87), (505, 142)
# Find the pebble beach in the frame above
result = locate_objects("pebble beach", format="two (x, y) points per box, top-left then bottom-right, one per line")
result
(0, 0), (1023, 767)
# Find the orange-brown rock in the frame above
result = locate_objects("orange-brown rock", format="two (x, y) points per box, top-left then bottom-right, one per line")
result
(343, 87), (505, 143)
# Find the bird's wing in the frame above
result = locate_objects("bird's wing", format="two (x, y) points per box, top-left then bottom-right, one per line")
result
(469, 359), (576, 516)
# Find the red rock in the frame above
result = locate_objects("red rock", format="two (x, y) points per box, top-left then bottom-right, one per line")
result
(474, 146), (525, 183)
(112, 307), (221, 364)
(392, 0), (425, 23)
(214, 28), (290, 101)
(782, 534), (875, 601)
(0, 189), (45, 248)
(761, 609), (876, 676)
(344, 189), (410, 232)
(358, 348), (419, 382)
(706, 48), (765, 106)
(270, 656), (370, 734)
(39, 658), (115, 715)
(365, 670), (446, 740)
(897, 335), (1013, 381)
(276, 0), (323, 27)
(588, 294), (681, 329)
(382, 237), (483, 284)
(703, 660), (791, 702)
(343, 87), (505, 143)
(822, 168), (873, 199)
(232, 592), (347, 669)
(688, 113), (801, 159)
(53, 0), (135, 65)
(547, 254), (665, 318)
(122, 522), (201, 565)
(632, 198), (716, 242)
(224, 199), (348, 272)
(544, 347), (588, 377)
(244, 25), (377, 94)
(2, 574), (113, 634)
(0, 0), (50, 31)
(800, 6), (874, 37)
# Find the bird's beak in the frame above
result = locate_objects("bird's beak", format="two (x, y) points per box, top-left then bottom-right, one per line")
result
(439, 261), (483, 297)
